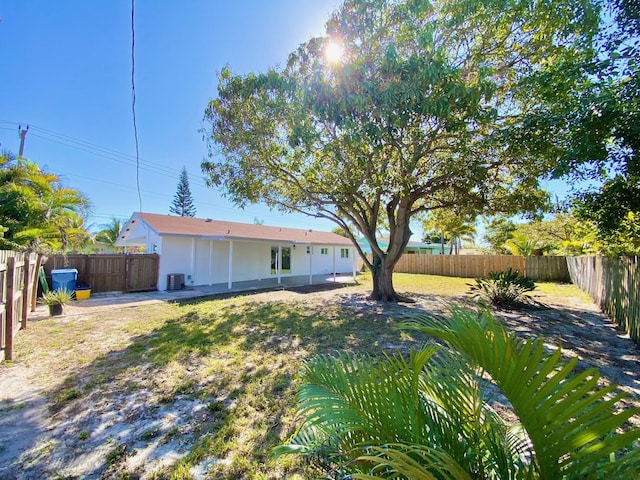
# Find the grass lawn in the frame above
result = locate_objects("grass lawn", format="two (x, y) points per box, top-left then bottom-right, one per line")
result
(2, 273), (600, 479)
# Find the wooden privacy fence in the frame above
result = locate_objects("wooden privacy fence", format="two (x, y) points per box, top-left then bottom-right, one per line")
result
(1, 251), (41, 361)
(567, 256), (639, 344)
(394, 254), (570, 282)
(524, 256), (571, 282)
(43, 254), (159, 293)
(394, 254), (522, 278)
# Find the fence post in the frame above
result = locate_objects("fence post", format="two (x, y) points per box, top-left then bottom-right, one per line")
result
(85, 254), (92, 289)
(5, 256), (16, 361)
(30, 253), (42, 312)
(21, 253), (30, 329)
(124, 255), (130, 293)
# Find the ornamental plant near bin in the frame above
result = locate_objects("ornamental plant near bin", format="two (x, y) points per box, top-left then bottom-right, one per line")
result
(42, 288), (73, 316)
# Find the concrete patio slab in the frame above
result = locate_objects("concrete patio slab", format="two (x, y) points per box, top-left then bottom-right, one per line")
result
(30, 274), (359, 319)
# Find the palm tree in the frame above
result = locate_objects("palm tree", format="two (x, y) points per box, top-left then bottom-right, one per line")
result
(503, 232), (547, 256)
(277, 307), (640, 478)
(94, 217), (125, 252)
(423, 211), (476, 255)
(0, 156), (91, 251)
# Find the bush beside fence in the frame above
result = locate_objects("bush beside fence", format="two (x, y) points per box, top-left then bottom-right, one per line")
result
(567, 256), (640, 343)
(394, 253), (638, 344)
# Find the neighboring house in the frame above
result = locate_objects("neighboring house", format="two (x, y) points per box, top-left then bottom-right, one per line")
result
(358, 237), (444, 255)
(114, 212), (357, 291)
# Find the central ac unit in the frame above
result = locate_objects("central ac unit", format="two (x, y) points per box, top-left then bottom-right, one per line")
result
(167, 273), (185, 290)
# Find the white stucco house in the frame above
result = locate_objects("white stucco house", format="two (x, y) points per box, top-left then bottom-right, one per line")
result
(114, 212), (358, 291)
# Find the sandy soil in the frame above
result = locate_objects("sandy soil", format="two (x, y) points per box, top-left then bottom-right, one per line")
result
(1, 286), (638, 479)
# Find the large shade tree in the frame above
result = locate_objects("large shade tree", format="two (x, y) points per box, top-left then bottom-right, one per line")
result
(203, 0), (599, 301)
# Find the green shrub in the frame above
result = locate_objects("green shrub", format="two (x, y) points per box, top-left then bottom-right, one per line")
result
(467, 268), (536, 308)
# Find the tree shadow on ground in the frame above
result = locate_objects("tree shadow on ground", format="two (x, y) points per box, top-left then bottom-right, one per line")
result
(6, 290), (430, 479)
(496, 302), (640, 410)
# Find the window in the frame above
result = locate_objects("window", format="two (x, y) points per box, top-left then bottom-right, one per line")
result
(340, 248), (349, 258)
(321, 247), (328, 255)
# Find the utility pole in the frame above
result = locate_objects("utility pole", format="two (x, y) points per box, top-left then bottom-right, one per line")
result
(18, 124), (29, 163)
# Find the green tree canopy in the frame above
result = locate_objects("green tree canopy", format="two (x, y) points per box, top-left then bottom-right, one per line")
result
(422, 210), (476, 255)
(170, 166), (196, 217)
(203, 0), (599, 301)
(484, 213), (601, 256)
(510, 0), (640, 255)
(483, 216), (517, 255)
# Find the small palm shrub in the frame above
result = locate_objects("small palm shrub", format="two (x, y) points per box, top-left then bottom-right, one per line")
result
(276, 307), (640, 479)
(42, 288), (73, 306)
(468, 268), (536, 308)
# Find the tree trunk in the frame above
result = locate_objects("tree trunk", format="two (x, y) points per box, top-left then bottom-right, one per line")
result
(363, 197), (415, 303)
(369, 253), (413, 303)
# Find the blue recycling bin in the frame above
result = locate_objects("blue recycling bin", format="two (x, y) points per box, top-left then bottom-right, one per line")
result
(51, 268), (78, 293)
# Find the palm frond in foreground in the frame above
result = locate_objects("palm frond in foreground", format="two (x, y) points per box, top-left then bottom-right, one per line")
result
(276, 307), (640, 479)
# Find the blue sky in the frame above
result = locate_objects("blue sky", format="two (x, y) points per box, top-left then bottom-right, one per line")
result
(1, 1), (578, 245)
(0, 1), (342, 233)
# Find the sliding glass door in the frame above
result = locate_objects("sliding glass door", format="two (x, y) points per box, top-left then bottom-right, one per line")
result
(270, 246), (291, 274)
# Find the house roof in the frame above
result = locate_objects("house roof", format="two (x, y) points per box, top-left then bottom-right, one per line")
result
(115, 212), (353, 246)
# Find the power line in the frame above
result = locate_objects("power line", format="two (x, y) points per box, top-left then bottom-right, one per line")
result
(131, 0), (142, 211)
(0, 120), (215, 189)
(26, 131), (186, 181)
(1, 120), (336, 230)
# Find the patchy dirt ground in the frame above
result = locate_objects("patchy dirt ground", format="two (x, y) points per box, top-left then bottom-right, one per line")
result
(1, 283), (639, 479)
